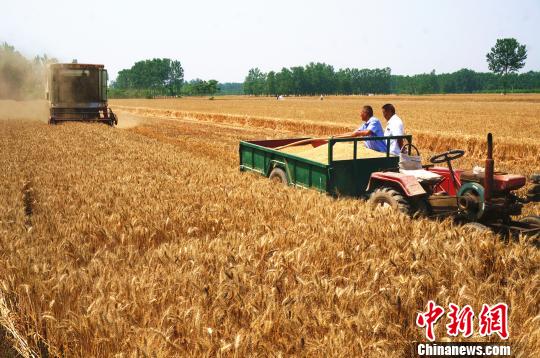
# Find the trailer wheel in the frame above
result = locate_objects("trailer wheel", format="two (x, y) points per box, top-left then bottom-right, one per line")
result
(269, 167), (288, 185)
(462, 222), (491, 233)
(369, 187), (411, 215)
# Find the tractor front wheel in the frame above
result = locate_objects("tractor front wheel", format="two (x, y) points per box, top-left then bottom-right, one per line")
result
(369, 187), (411, 215)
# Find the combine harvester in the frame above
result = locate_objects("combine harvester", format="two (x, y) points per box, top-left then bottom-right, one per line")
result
(239, 134), (540, 238)
(47, 62), (117, 126)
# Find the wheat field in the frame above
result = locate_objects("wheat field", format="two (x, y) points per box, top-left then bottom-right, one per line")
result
(0, 96), (539, 357)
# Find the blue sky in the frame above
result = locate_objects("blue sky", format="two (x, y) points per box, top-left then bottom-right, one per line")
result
(1, 0), (538, 82)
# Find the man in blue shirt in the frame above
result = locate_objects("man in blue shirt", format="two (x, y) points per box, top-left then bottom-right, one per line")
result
(338, 105), (387, 153)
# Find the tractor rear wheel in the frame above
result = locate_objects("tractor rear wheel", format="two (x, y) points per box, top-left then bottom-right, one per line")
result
(369, 187), (411, 215)
(462, 222), (491, 233)
(269, 168), (288, 185)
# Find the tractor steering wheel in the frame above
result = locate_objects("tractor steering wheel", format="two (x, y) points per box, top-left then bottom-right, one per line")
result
(429, 149), (465, 164)
(400, 143), (420, 156)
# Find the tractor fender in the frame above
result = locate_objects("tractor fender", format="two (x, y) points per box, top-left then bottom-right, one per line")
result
(368, 172), (426, 197)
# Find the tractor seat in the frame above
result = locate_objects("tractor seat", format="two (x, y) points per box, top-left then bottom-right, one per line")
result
(461, 170), (526, 191)
(400, 169), (443, 185)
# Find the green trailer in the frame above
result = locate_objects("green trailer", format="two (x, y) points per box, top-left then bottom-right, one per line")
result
(239, 134), (540, 238)
(239, 135), (413, 198)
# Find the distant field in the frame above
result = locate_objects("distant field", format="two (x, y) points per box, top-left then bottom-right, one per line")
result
(112, 94), (540, 143)
(112, 94), (540, 176)
(0, 97), (539, 356)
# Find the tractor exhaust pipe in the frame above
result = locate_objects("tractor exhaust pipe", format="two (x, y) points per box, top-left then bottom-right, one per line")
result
(485, 133), (494, 202)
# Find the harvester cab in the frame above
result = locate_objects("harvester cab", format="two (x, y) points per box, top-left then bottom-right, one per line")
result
(47, 62), (118, 126)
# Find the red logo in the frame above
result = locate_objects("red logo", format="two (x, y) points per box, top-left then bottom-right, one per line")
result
(416, 301), (509, 341)
(416, 300), (445, 341)
(479, 303), (509, 340)
(446, 303), (474, 337)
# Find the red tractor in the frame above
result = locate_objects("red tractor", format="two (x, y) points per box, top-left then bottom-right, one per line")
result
(368, 133), (540, 238)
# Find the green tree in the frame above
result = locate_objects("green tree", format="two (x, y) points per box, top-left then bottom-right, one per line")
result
(243, 68), (266, 95)
(166, 60), (184, 95)
(304, 63), (336, 95)
(336, 68), (352, 94)
(113, 58), (184, 96)
(181, 79), (220, 96)
(290, 66), (306, 95)
(275, 68), (292, 95)
(266, 71), (277, 96)
(486, 38), (527, 94)
(206, 80), (219, 96)
(188, 79), (206, 95)
(219, 82), (243, 95)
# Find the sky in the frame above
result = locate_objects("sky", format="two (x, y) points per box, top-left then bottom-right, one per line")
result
(1, 0), (539, 82)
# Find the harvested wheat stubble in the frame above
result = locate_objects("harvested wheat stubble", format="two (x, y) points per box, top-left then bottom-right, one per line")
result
(280, 142), (387, 163)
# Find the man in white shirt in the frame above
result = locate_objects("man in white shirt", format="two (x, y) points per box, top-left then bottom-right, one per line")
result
(382, 103), (404, 156)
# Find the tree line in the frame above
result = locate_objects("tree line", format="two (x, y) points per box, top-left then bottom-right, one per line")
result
(393, 69), (540, 94)
(244, 64), (392, 96)
(244, 39), (534, 95)
(111, 58), (184, 97)
(219, 82), (244, 95)
(244, 65), (540, 96)
(110, 59), (223, 98)
(110, 78), (220, 98)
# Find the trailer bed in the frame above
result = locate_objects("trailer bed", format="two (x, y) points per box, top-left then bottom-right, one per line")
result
(239, 136), (411, 197)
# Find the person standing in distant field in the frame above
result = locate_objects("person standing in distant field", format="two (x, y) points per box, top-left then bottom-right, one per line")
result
(337, 105), (386, 153)
(382, 103), (405, 156)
